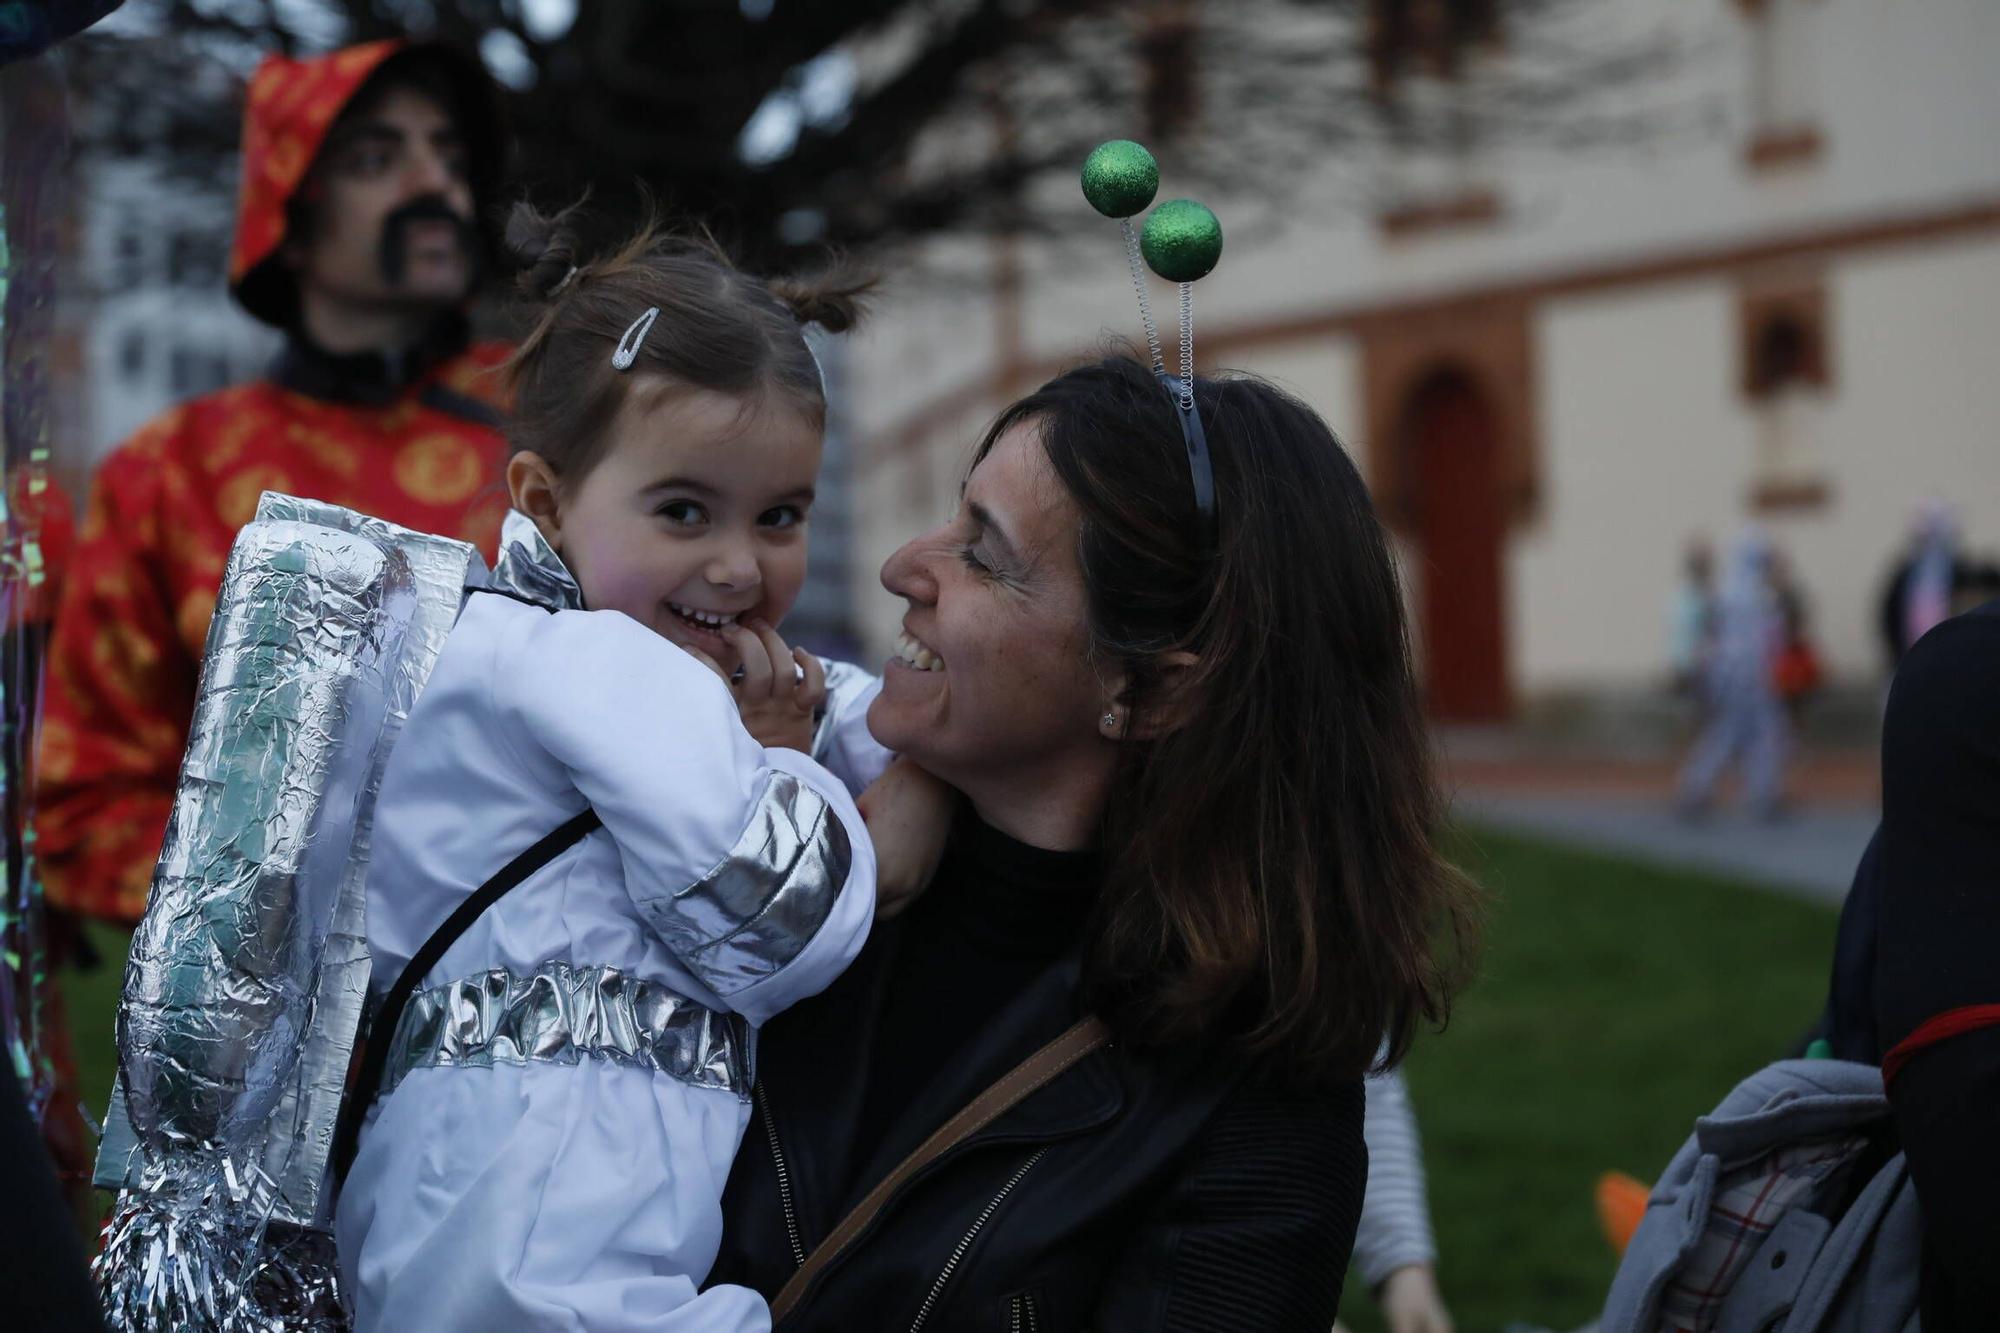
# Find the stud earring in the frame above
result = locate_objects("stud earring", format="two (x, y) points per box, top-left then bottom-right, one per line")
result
(1102, 711), (1118, 730)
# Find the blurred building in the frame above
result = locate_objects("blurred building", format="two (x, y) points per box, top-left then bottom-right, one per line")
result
(66, 158), (278, 480)
(790, 329), (862, 660)
(843, 0), (2000, 719)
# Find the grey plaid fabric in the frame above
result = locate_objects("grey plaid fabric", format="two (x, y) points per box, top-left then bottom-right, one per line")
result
(1654, 1134), (1865, 1332)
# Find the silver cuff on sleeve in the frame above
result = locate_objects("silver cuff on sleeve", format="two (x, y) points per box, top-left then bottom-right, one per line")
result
(634, 772), (850, 998)
(810, 658), (877, 765)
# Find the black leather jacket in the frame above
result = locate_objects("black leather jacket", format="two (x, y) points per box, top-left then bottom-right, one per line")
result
(711, 928), (1365, 1331)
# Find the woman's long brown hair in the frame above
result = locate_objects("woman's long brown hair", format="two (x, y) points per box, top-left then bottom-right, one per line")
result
(974, 357), (1482, 1086)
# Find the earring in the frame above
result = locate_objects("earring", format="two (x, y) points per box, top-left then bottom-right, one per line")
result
(1102, 711), (1118, 730)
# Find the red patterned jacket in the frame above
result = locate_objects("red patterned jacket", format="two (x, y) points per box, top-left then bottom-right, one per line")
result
(38, 39), (511, 922)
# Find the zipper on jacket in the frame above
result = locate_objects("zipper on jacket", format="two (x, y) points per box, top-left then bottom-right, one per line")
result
(757, 1080), (806, 1269)
(1009, 1292), (1041, 1333)
(908, 1150), (1047, 1333)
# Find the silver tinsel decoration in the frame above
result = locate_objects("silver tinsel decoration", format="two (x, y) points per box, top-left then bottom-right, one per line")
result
(95, 1155), (346, 1332)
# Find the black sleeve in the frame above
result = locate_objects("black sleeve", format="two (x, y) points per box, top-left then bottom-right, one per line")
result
(1887, 1028), (2000, 1330)
(1091, 1077), (1364, 1332)
(1820, 826), (1883, 1062)
(1877, 601), (2000, 1041)
(1873, 600), (2000, 1327)
(1879, 562), (1910, 668)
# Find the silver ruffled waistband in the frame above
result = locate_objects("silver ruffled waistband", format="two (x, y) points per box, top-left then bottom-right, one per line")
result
(381, 962), (753, 1101)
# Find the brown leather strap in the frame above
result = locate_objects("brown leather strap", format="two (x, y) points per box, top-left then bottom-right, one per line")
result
(769, 1014), (1112, 1325)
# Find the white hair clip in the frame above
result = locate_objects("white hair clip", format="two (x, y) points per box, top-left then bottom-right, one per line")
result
(611, 306), (660, 372)
(805, 334), (828, 398)
(549, 264), (580, 297)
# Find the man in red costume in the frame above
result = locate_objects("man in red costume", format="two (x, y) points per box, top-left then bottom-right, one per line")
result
(39, 39), (514, 925)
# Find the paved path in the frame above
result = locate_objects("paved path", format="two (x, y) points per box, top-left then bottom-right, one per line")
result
(1453, 790), (1876, 905)
(1440, 738), (1879, 906)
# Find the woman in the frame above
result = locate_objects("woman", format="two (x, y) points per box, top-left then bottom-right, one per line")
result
(711, 356), (1480, 1330)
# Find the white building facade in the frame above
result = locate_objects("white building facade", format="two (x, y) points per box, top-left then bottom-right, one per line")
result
(71, 158), (279, 472)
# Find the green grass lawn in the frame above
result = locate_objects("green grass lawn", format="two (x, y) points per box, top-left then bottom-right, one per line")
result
(1335, 824), (1839, 1333)
(61, 919), (131, 1126)
(57, 823), (1839, 1333)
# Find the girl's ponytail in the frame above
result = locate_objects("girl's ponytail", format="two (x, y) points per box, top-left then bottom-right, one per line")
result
(505, 197), (587, 304)
(768, 263), (876, 334)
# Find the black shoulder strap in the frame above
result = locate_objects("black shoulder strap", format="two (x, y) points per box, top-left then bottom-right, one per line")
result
(330, 807), (603, 1189)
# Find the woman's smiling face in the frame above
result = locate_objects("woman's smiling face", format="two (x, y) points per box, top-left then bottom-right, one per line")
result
(868, 419), (1114, 821)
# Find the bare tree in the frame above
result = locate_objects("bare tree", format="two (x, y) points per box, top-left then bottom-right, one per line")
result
(60, 0), (1700, 267)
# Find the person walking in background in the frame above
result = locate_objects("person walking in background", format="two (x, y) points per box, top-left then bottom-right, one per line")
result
(1676, 530), (1790, 820)
(1666, 536), (1715, 703)
(37, 38), (513, 928)
(1879, 500), (1961, 672)
(1767, 547), (1822, 725)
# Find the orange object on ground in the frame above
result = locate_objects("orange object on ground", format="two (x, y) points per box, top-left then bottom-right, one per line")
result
(1596, 1169), (1652, 1256)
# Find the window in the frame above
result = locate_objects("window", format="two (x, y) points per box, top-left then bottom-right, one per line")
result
(167, 232), (222, 290)
(1368, 0), (1505, 238)
(1740, 278), (1832, 511)
(1746, 316), (1821, 397)
(1736, 0), (1823, 170)
(1140, 7), (1199, 142)
(1367, 0), (1500, 90)
(118, 329), (147, 382)
(169, 347), (201, 396)
(168, 350), (233, 396)
(112, 229), (145, 289)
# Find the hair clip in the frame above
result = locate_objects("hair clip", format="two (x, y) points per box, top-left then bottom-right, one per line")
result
(1082, 141), (1224, 537)
(611, 306), (660, 372)
(550, 264), (581, 297)
(806, 337), (828, 398)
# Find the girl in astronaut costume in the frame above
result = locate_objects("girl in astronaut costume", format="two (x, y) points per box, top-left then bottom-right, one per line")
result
(332, 206), (907, 1332)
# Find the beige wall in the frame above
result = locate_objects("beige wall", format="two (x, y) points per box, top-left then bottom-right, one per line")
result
(1517, 232), (2000, 691)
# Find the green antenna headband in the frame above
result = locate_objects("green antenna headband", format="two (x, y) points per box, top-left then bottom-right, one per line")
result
(1081, 139), (1224, 537)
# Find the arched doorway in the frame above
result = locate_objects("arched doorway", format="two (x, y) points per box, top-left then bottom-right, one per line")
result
(1403, 368), (1510, 721)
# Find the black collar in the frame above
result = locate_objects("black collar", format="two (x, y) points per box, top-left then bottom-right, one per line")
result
(269, 312), (472, 407)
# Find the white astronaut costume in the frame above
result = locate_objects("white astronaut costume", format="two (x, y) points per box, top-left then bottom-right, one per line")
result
(334, 513), (886, 1332)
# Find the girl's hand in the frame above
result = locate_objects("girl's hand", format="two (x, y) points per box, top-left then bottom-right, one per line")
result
(717, 619), (827, 754)
(1376, 1263), (1453, 1333)
(856, 756), (957, 920)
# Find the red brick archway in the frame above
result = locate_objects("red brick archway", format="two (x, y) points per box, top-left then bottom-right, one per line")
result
(1402, 368), (1510, 721)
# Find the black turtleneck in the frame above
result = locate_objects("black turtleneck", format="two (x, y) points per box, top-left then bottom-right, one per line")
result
(853, 811), (1100, 1169)
(269, 311), (476, 408)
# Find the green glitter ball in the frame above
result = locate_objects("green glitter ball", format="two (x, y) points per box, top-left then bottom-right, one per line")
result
(1080, 140), (1159, 219)
(1140, 199), (1223, 282)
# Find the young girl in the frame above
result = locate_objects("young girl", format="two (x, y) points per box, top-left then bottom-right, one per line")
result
(332, 203), (892, 1332)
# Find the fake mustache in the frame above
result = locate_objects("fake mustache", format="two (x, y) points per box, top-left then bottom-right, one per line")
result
(378, 195), (479, 286)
